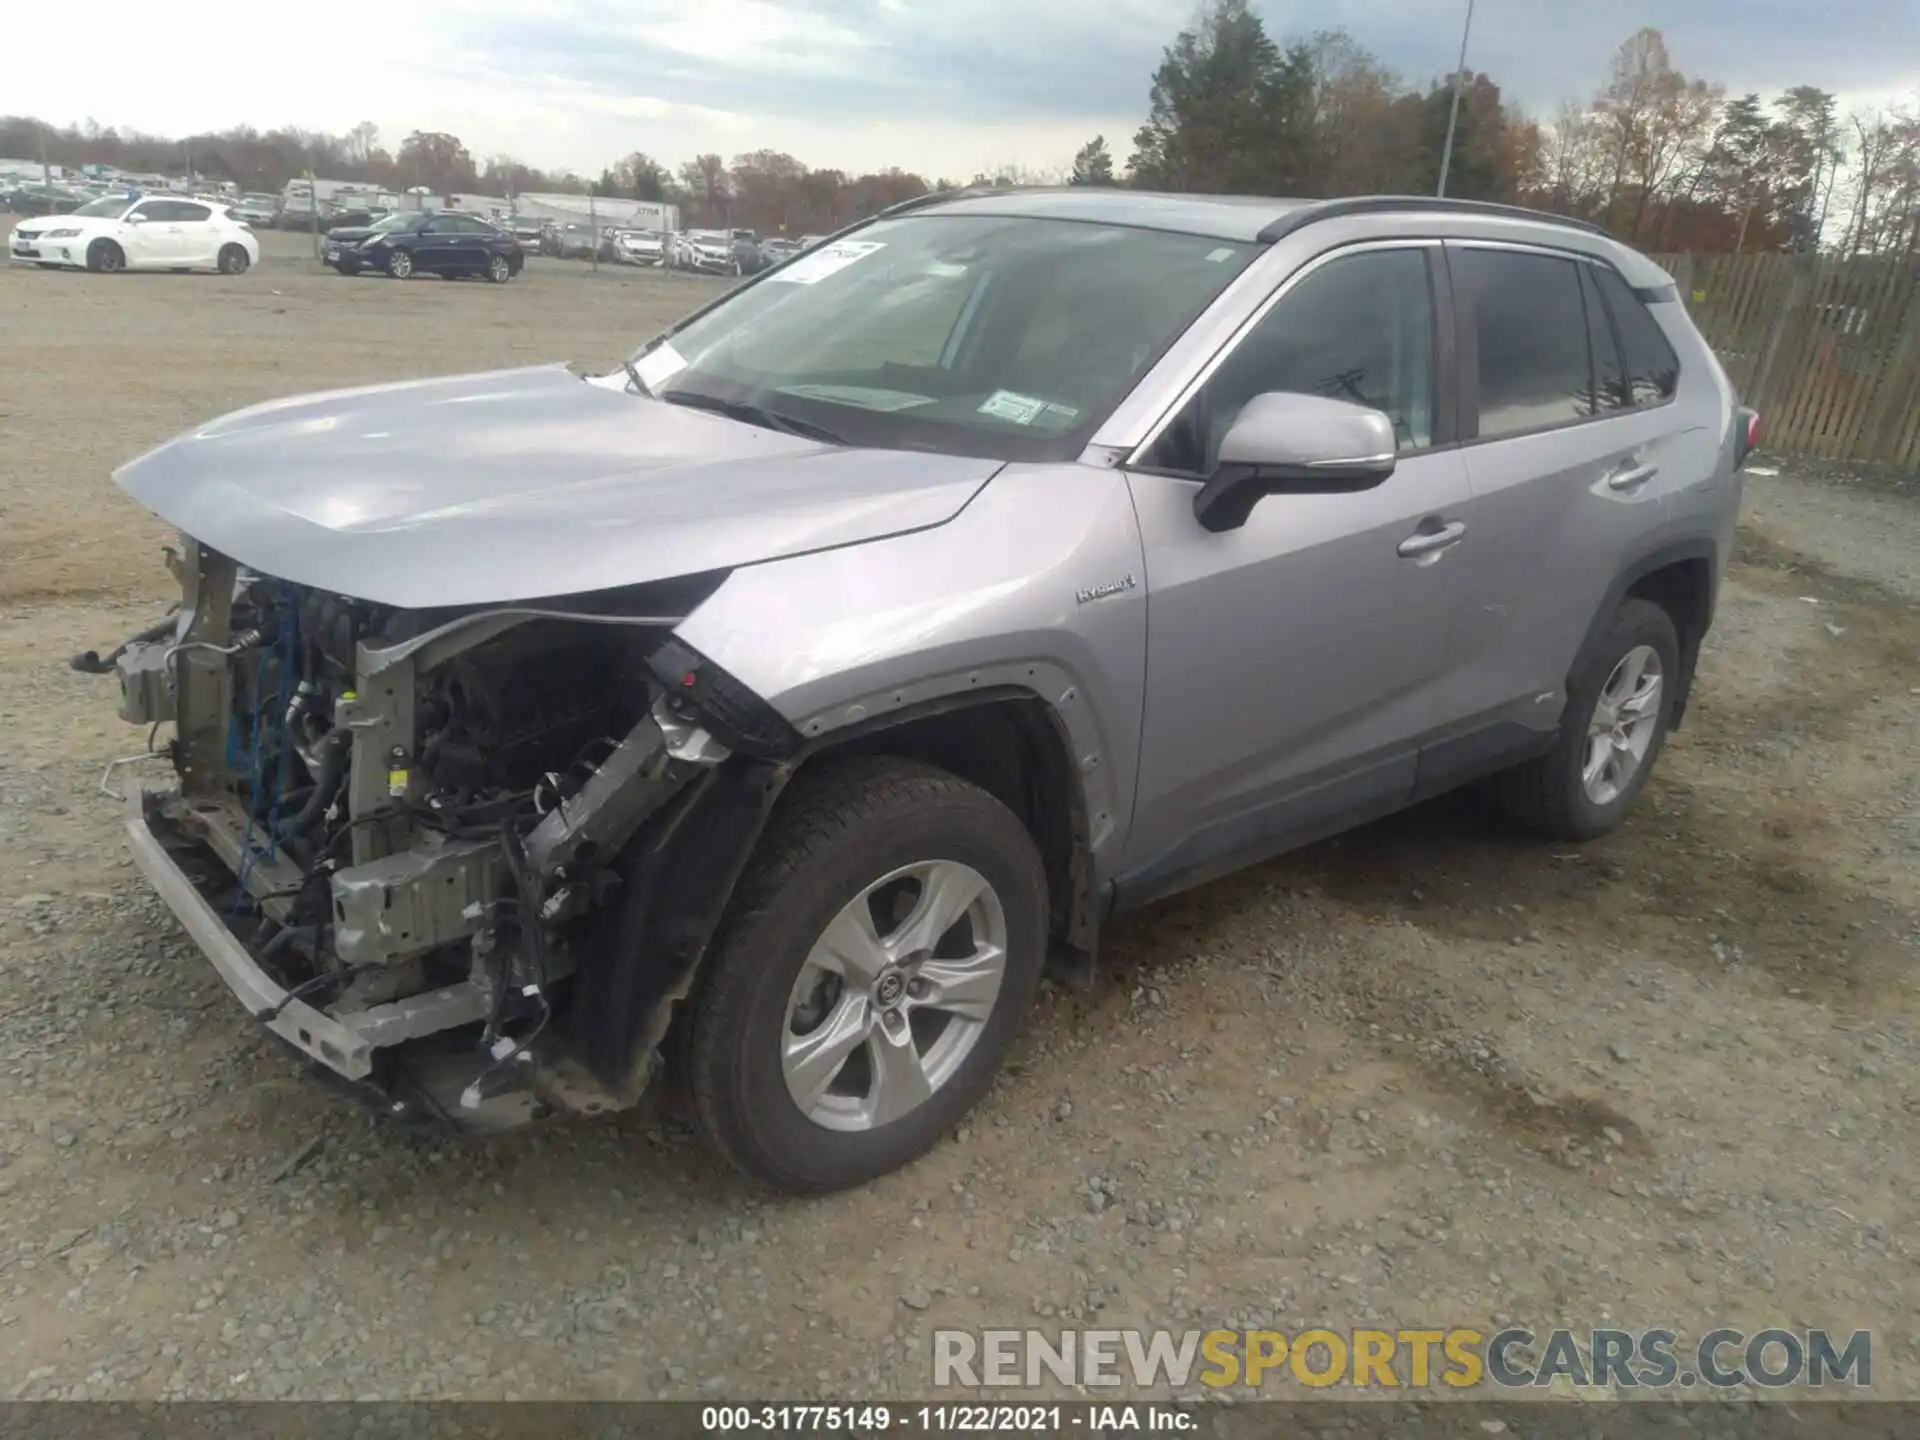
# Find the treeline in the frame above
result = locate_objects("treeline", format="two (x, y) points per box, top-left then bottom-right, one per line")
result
(5, 3), (1915, 255)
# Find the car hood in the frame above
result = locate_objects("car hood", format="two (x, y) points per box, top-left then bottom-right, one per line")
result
(323, 226), (379, 243)
(113, 363), (1001, 610)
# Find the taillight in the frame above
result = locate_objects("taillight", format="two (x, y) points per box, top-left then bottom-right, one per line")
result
(1735, 406), (1761, 465)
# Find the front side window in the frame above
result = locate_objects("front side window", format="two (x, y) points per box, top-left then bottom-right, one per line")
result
(1590, 264), (1680, 407)
(72, 195), (137, 219)
(1457, 248), (1595, 438)
(1142, 246), (1436, 474)
(639, 214), (1259, 461)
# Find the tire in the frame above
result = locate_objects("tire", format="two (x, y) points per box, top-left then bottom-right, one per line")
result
(485, 253), (511, 284)
(386, 247), (413, 279)
(1496, 597), (1680, 840)
(217, 244), (250, 275)
(686, 756), (1047, 1193)
(85, 239), (124, 273)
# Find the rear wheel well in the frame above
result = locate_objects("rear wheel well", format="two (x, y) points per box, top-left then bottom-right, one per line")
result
(808, 698), (1095, 978)
(1623, 558), (1711, 726)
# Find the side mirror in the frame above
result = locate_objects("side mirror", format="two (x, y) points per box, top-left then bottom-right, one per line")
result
(1192, 391), (1398, 533)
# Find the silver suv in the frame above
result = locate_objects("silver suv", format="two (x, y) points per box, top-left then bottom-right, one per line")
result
(92, 190), (1750, 1192)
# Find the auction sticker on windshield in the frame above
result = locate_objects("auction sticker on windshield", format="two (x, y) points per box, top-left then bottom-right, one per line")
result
(767, 240), (886, 285)
(979, 390), (1079, 429)
(634, 341), (688, 392)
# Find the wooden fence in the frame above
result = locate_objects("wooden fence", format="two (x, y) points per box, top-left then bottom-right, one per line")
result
(1650, 251), (1920, 470)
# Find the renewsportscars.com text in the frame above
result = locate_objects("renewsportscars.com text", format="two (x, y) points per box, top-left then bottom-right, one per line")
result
(931, 1327), (1872, 1390)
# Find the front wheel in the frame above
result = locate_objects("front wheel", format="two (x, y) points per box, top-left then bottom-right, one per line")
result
(217, 244), (250, 275)
(1496, 597), (1680, 840)
(386, 247), (413, 279)
(85, 238), (124, 273)
(686, 757), (1047, 1193)
(485, 253), (511, 283)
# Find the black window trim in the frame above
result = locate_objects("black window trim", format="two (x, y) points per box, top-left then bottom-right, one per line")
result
(1125, 237), (1458, 482)
(1576, 261), (1632, 417)
(1449, 239), (1679, 448)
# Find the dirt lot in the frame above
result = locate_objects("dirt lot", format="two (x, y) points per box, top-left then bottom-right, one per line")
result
(1, 228), (1918, 1402)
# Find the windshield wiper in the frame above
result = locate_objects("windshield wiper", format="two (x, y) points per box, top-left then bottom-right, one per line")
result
(660, 392), (845, 445)
(620, 358), (650, 397)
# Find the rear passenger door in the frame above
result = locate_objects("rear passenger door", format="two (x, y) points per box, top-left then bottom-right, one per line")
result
(168, 201), (217, 265)
(1442, 243), (1692, 742)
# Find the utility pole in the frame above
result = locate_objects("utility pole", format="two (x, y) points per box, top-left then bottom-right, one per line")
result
(39, 122), (51, 192)
(1436, 0), (1476, 198)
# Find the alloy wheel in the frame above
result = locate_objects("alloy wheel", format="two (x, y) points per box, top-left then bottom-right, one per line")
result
(1582, 644), (1663, 805)
(781, 859), (1008, 1132)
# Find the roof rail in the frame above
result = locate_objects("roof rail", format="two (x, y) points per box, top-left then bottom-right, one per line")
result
(873, 183), (1025, 220)
(1257, 196), (1611, 245)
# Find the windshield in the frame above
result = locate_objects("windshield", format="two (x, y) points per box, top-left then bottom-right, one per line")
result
(71, 196), (136, 218)
(367, 213), (415, 232)
(243, 194), (277, 205)
(632, 214), (1258, 461)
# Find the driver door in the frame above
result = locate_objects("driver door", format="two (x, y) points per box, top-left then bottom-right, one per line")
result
(1117, 241), (1475, 902)
(119, 200), (175, 267)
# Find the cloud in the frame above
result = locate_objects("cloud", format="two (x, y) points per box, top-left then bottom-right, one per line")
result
(7, 0), (1917, 179)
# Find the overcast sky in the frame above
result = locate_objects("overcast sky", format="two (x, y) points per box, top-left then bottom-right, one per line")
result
(13, 1), (1918, 180)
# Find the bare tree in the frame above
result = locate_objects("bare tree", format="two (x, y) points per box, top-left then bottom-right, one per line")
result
(1590, 28), (1722, 242)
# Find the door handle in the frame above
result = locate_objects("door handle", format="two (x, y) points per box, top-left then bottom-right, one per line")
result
(1607, 462), (1658, 492)
(1397, 520), (1467, 558)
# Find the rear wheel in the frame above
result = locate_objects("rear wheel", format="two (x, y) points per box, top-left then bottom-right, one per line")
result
(1496, 597), (1679, 840)
(485, 253), (511, 283)
(85, 239), (124, 273)
(217, 244), (250, 275)
(686, 757), (1047, 1193)
(386, 247), (413, 279)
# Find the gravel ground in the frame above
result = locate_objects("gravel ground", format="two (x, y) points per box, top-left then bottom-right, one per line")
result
(1, 229), (1918, 1403)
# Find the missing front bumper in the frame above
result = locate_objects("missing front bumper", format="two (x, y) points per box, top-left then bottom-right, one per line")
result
(125, 782), (641, 1137)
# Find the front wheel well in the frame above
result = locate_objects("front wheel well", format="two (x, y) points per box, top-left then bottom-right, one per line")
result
(807, 697), (1096, 978)
(1623, 557), (1712, 727)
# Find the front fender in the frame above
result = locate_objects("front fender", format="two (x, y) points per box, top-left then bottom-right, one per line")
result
(672, 462), (1149, 878)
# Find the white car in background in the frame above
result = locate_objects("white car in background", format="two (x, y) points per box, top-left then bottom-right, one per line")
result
(9, 192), (260, 274)
(230, 192), (280, 227)
(615, 228), (667, 265)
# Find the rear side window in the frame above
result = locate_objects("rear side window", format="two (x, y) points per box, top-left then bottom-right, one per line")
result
(1591, 265), (1680, 406)
(172, 202), (212, 223)
(1456, 248), (1594, 438)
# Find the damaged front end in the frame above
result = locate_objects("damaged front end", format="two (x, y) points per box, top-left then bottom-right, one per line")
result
(90, 538), (796, 1132)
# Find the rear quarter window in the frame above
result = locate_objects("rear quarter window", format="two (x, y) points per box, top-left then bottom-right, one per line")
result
(1592, 265), (1681, 406)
